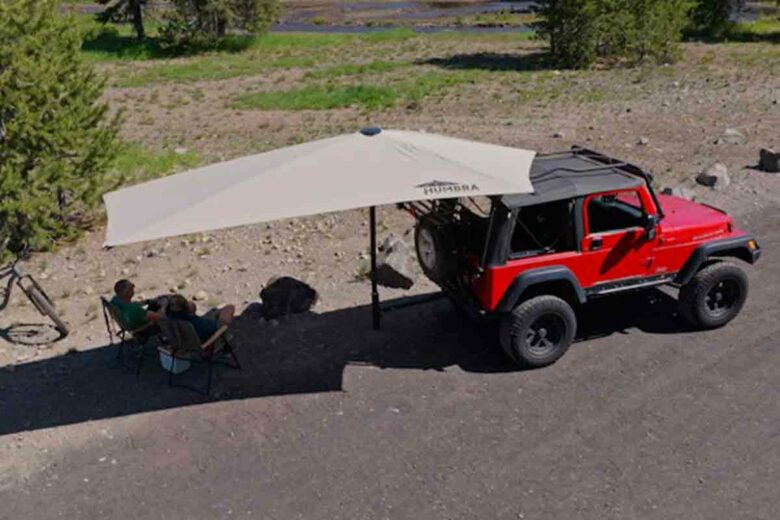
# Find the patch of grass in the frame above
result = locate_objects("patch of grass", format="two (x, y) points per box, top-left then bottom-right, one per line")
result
(727, 16), (780, 43)
(232, 84), (400, 110)
(110, 143), (201, 184)
(426, 31), (536, 43)
(118, 53), (316, 87)
(305, 60), (406, 80)
(232, 69), (497, 111)
(106, 30), (418, 86)
(454, 10), (539, 28)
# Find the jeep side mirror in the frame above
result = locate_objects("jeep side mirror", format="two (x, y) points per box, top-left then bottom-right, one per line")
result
(644, 214), (659, 240)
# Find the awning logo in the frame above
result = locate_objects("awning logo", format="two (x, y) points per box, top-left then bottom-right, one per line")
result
(415, 180), (479, 196)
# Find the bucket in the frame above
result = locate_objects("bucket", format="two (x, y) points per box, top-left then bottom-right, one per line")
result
(159, 350), (191, 374)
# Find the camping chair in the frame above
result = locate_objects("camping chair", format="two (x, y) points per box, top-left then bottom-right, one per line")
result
(157, 318), (241, 395)
(101, 296), (161, 376)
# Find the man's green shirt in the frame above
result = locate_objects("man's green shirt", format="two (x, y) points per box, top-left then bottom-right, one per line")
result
(110, 296), (148, 330)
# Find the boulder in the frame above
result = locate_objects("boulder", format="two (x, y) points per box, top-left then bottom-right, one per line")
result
(374, 236), (415, 290)
(696, 163), (730, 189)
(759, 148), (780, 173)
(260, 276), (318, 319)
(716, 128), (745, 145)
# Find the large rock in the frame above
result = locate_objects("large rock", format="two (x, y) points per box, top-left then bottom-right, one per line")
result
(373, 235), (415, 290)
(696, 163), (730, 189)
(260, 276), (318, 319)
(759, 148), (780, 173)
(717, 128), (745, 145)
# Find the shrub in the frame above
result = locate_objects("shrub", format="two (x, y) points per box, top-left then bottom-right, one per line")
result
(0, 0), (121, 258)
(161, 0), (282, 50)
(538, 0), (695, 68)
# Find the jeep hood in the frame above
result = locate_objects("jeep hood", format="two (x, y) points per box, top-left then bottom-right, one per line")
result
(658, 194), (732, 236)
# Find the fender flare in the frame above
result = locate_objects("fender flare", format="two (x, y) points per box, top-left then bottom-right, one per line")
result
(675, 235), (761, 286)
(496, 266), (587, 313)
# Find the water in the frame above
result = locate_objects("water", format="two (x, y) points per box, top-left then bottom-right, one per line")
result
(283, 0), (540, 23)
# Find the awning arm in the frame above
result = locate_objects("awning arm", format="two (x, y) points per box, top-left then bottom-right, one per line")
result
(369, 206), (381, 330)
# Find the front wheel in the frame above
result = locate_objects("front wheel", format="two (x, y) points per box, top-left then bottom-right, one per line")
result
(26, 284), (69, 337)
(499, 295), (576, 368)
(679, 262), (748, 329)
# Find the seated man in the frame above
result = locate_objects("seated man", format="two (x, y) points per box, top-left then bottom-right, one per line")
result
(166, 294), (235, 343)
(111, 278), (168, 330)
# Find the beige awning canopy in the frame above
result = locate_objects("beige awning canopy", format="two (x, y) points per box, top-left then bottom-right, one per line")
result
(103, 129), (536, 247)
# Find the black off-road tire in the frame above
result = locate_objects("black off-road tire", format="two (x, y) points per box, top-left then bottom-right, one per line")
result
(414, 217), (456, 283)
(499, 295), (576, 368)
(678, 262), (748, 329)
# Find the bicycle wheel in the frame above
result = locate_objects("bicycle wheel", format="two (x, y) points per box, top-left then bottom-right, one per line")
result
(26, 284), (69, 337)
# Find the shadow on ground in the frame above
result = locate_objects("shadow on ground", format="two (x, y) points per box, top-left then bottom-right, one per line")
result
(80, 28), (257, 60)
(0, 289), (690, 436)
(419, 51), (553, 71)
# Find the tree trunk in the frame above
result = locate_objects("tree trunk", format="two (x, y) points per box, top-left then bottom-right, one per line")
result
(131, 0), (145, 41)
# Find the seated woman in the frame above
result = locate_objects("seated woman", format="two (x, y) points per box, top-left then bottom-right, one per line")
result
(166, 294), (235, 343)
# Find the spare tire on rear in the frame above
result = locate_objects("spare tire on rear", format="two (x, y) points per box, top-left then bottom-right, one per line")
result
(415, 217), (456, 283)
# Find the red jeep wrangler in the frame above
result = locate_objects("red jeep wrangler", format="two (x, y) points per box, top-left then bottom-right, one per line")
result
(404, 147), (762, 368)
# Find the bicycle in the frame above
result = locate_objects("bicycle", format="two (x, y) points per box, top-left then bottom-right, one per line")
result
(0, 257), (69, 337)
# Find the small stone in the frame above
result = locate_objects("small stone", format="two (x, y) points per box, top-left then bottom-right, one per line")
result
(145, 249), (158, 258)
(174, 147), (188, 155)
(758, 148), (780, 173)
(696, 163), (730, 189)
(637, 136), (650, 146)
(553, 131), (565, 139)
(661, 186), (696, 200)
(82, 286), (94, 296)
(121, 268), (130, 276)
(193, 290), (207, 301)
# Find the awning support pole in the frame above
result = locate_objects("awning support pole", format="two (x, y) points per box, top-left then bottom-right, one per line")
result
(369, 206), (381, 330)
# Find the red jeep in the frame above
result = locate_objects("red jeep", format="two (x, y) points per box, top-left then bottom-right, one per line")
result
(404, 147), (762, 368)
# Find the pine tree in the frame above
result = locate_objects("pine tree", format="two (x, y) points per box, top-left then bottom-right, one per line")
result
(0, 0), (121, 258)
(96, 0), (148, 41)
(162, 0), (281, 49)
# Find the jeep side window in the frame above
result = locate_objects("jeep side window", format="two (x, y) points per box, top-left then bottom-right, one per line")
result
(587, 190), (645, 234)
(511, 199), (576, 256)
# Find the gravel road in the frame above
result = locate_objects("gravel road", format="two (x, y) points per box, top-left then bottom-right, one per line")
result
(1, 206), (777, 520)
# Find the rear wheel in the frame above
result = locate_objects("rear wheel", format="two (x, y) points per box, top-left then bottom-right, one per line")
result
(679, 262), (748, 329)
(499, 295), (576, 368)
(26, 284), (69, 337)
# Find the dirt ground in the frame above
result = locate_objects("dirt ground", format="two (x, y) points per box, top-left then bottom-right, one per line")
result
(1, 33), (779, 519)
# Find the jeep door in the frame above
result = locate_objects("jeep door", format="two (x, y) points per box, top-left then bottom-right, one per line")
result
(579, 189), (658, 287)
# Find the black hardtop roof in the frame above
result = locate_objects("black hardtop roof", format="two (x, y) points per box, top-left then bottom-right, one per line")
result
(501, 147), (646, 209)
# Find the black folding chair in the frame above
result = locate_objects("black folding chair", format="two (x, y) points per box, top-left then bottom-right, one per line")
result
(101, 297), (161, 376)
(157, 318), (241, 395)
